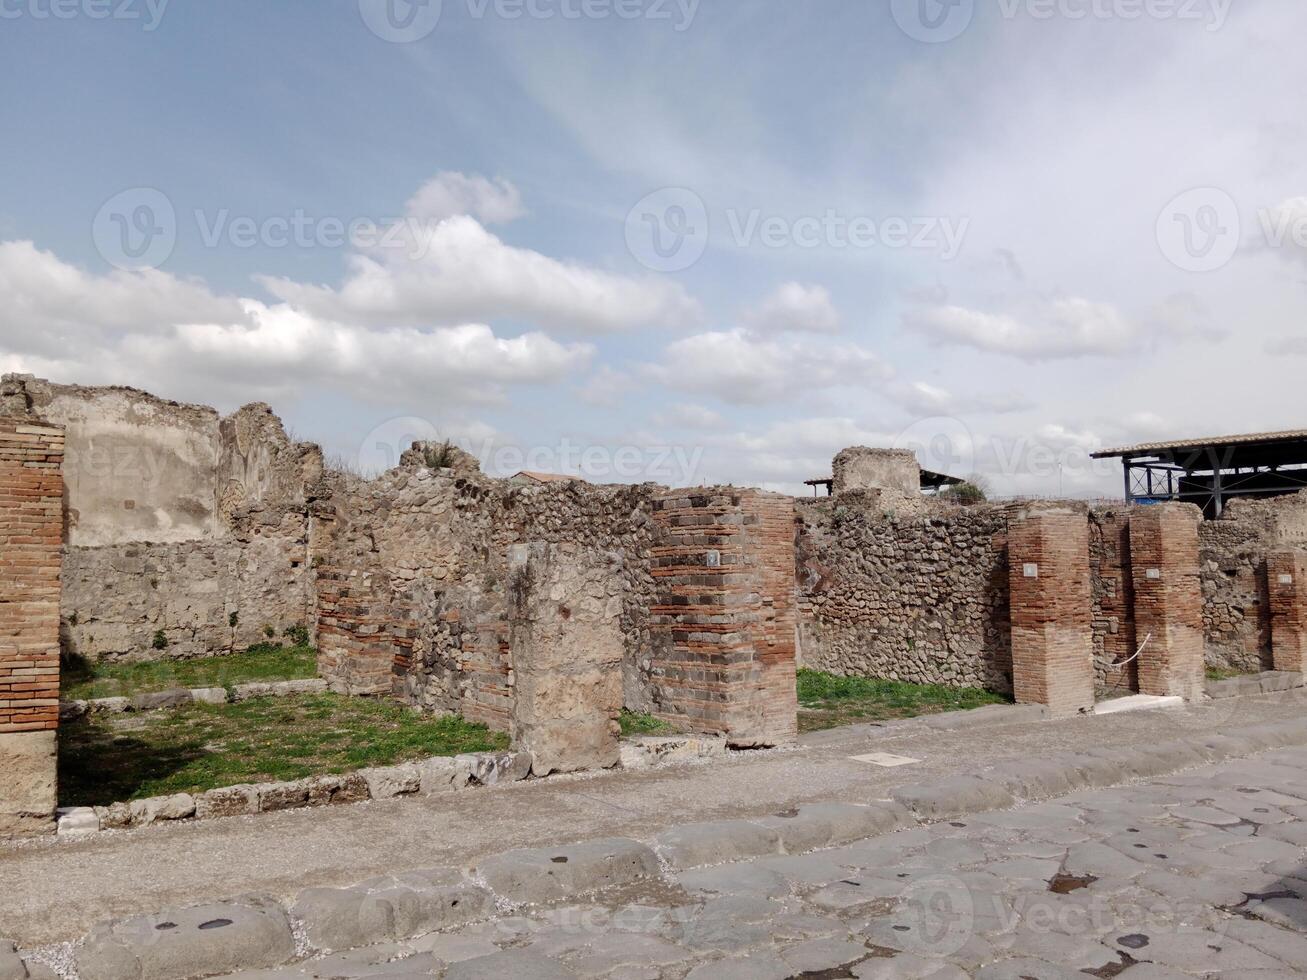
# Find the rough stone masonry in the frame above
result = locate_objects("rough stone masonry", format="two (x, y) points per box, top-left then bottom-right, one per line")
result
(0, 416), (64, 837)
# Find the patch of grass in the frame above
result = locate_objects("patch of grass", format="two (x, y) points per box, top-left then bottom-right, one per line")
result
(61, 644), (319, 701)
(1205, 665), (1252, 681)
(796, 669), (1009, 733)
(620, 709), (674, 737)
(58, 691), (510, 806)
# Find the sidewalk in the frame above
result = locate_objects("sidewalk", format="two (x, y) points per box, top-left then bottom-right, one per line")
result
(3, 691), (1302, 946)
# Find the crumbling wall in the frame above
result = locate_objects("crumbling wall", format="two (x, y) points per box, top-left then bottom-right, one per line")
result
(1195, 493), (1307, 673)
(832, 446), (920, 496)
(795, 498), (1012, 692)
(3, 376), (320, 662)
(314, 462), (659, 729)
(1089, 508), (1137, 693)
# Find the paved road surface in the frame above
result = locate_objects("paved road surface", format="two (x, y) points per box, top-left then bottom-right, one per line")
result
(215, 743), (1307, 978)
(3, 692), (1303, 946)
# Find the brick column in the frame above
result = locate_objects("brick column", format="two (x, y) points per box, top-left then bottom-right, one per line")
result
(0, 418), (64, 837)
(508, 542), (623, 776)
(649, 489), (798, 747)
(1007, 505), (1095, 717)
(1129, 504), (1205, 700)
(1267, 550), (1307, 673)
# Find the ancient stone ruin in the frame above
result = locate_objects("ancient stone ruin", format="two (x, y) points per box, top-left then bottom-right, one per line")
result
(4, 372), (1307, 836)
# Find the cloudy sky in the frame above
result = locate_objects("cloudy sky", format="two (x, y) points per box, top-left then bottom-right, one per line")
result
(1, 0), (1304, 495)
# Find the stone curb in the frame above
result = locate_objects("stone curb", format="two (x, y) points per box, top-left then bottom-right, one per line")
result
(23, 715), (1307, 979)
(58, 678), (330, 721)
(1205, 669), (1304, 700)
(57, 737), (735, 838)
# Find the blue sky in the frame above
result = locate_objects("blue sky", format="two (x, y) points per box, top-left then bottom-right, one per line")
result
(2, 0), (1304, 495)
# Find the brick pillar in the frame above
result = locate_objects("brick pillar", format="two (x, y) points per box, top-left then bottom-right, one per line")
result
(650, 489), (798, 747)
(1129, 504), (1205, 700)
(1267, 550), (1307, 673)
(0, 418), (64, 837)
(508, 542), (622, 776)
(1007, 505), (1095, 717)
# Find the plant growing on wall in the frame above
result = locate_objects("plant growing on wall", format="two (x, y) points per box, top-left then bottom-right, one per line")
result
(152, 630), (168, 651)
(228, 611), (239, 654)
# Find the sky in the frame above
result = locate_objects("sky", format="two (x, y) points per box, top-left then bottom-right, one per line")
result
(1, 0), (1304, 497)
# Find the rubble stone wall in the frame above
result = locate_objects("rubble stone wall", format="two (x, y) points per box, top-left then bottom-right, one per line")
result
(795, 498), (1013, 693)
(3, 377), (322, 662)
(314, 461), (660, 730)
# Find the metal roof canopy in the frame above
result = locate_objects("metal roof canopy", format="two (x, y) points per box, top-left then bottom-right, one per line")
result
(1091, 429), (1307, 518)
(803, 468), (964, 497)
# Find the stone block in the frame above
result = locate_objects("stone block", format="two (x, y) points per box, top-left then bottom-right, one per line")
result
(471, 838), (659, 905)
(130, 689), (193, 712)
(74, 895), (295, 980)
(653, 820), (784, 870)
(419, 756), (475, 794)
(359, 764), (421, 800)
(128, 793), (195, 825)
(890, 775), (1015, 820)
(0, 731), (56, 837)
(56, 806), (100, 837)
(0, 940), (25, 980)
(256, 780), (311, 812)
(755, 802), (909, 853)
(195, 784), (259, 820)
(444, 950), (579, 980)
(190, 687), (228, 705)
(457, 751), (531, 786)
(619, 735), (728, 769)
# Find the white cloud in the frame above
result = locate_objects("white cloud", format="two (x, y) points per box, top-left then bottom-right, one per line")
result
(576, 366), (634, 407)
(261, 171), (702, 337)
(886, 380), (1032, 418)
(406, 172), (525, 225)
(904, 298), (1140, 361)
(0, 240), (591, 409)
(741, 282), (840, 334)
(653, 403), (728, 430)
(649, 328), (892, 405)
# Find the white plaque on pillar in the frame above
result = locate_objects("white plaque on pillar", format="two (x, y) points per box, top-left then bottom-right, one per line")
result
(1023, 563), (1038, 578)
(1280, 574), (1294, 586)
(1146, 568), (1161, 580)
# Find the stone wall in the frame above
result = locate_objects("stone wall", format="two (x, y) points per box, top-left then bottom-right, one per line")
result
(314, 462), (660, 729)
(0, 418), (64, 837)
(795, 498), (1012, 692)
(3, 377), (321, 662)
(1089, 508), (1137, 693)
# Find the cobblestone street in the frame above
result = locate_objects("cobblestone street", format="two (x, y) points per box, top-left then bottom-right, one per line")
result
(207, 743), (1307, 979)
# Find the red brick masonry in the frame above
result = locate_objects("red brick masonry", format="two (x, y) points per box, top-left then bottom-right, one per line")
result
(1129, 504), (1205, 701)
(1007, 505), (1095, 717)
(0, 418), (64, 734)
(1268, 550), (1307, 673)
(650, 488), (798, 747)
